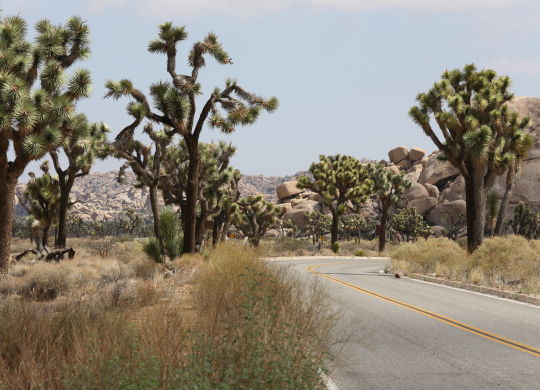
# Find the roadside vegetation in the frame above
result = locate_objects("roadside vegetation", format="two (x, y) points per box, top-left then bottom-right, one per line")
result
(391, 236), (540, 296)
(0, 240), (335, 389)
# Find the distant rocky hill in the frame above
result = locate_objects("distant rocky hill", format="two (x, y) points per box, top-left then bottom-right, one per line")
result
(14, 171), (308, 221)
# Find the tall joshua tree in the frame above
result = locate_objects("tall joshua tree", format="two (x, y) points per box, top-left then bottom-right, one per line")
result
(0, 16), (91, 272)
(367, 163), (411, 252)
(410, 64), (530, 252)
(105, 22), (278, 253)
(298, 155), (373, 247)
(50, 114), (109, 248)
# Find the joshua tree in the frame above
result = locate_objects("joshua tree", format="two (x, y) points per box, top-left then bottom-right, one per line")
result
(50, 114), (109, 248)
(20, 162), (61, 253)
(0, 16), (92, 272)
(388, 207), (432, 243)
(409, 64), (530, 252)
(485, 191), (499, 237)
(494, 132), (534, 235)
(367, 164), (411, 252)
(234, 195), (281, 247)
(306, 210), (332, 244)
(105, 22), (278, 253)
(211, 168), (241, 246)
(115, 123), (172, 249)
(159, 141), (238, 249)
(298, 155), (373, 249)
(339, 214), (368, 242)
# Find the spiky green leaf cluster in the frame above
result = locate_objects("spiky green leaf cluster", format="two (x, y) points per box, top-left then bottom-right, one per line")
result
(0, 15), (92, 169)
(298, 155), (373, 215)
(409, 63), (532, 174)
(22, 161), (61, 226)
(233, 195), (282, 245)
(366, 163), (412, 208)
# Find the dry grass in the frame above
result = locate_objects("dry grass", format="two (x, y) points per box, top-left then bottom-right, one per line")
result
(391, 236), (540, 295)
(0, 240), (335, 389)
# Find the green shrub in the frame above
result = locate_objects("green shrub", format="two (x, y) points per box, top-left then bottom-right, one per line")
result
(143, 208), (183, 263)
(355, 249), (366, 257)
(331, 242), (339, 254)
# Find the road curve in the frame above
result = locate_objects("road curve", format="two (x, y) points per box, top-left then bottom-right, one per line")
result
(274, 257), (540, 390)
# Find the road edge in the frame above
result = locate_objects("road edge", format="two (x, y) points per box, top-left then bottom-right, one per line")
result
(408, 273), (540, 307)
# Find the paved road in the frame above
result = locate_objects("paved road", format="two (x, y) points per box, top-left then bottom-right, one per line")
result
(275, 258), (540, 390)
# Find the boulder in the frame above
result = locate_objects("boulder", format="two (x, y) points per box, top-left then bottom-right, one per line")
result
(404, 164), (423, 183)
(492, 158), (540, 206)
(426, 200), (466, 230)
(441, 176), (465, 203)
(276, 181), (303, 200)
(403, 183), (429, 202)
(306, 192), (323, 203)
(388, 146), (410, 163)
(408, 197), (438, 216)
(387, 165), (400, 174)
(413, 157), (429, 168)
(275, 203), (292, 213)
(282, 200), (319, 227)
(397, 159), (411, 170)
(265, 229), (280, 238)
(409, 147), (426, 162)
(418, 153), (460, 186)
(359, 200), (379, 219)
(508, 97), (540, 160)
(423, 183), (439, 199)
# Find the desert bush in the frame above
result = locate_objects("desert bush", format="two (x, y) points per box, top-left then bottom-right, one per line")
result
(91, 240), (114, 259)
(392, 236), (540, 294)
(391, 238), (468, 279)
(472, 236), (540, 289)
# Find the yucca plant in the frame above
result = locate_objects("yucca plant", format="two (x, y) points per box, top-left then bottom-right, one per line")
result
(143, 208), (183, 263)
(0, 15), (92, 272)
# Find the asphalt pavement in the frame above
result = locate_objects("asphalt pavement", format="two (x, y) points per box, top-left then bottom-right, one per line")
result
(274, 257), (540, 390)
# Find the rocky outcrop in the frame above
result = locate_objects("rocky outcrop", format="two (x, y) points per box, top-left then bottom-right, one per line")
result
(277, 181), (304, 200)
(388, 146), (409, 163)
(426, 200), (466, 228)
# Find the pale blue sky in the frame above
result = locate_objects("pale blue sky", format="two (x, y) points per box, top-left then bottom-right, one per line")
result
(4, 0), (540, 178)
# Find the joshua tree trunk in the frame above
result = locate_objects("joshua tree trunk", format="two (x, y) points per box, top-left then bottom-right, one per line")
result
(182, 140), (199, 254)
(330, 210), (339, 246)
(495, 165), (520, 236)
(0, 178), (17, 273)
(56, 176), (75, 248)
(42, 220), (52, 249)
(148, 185), (164, 249)
(464, 171), (487, 253)
(378, 204), (389, 253)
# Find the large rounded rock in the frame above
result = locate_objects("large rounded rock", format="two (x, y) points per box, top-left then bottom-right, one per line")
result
(441, 176), (466, 203)
(492, 158), (540, 206)
(426, 200), (466, 229)
(409, 147), (426, 162)
(508, 97), (540, 160)
(387, 165), (400, 175)
(276, 181), (303, 200)
(403, 183), (429, 202)
(282, 200), (319, 227)
(418, 153), (460, 186)
(408, 197), (438, 216)
(404, 164), (423, 183)
(276, 203), (292, 214)
(388, 146), (410, 163)
(423, 183), (439, 199)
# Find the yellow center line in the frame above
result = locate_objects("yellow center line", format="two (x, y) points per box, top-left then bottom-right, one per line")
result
(307, 261), (540, 358)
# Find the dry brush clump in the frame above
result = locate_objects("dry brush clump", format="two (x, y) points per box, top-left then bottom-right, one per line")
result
(391, 236), (540, 294)
(0, 242), (335, 389)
